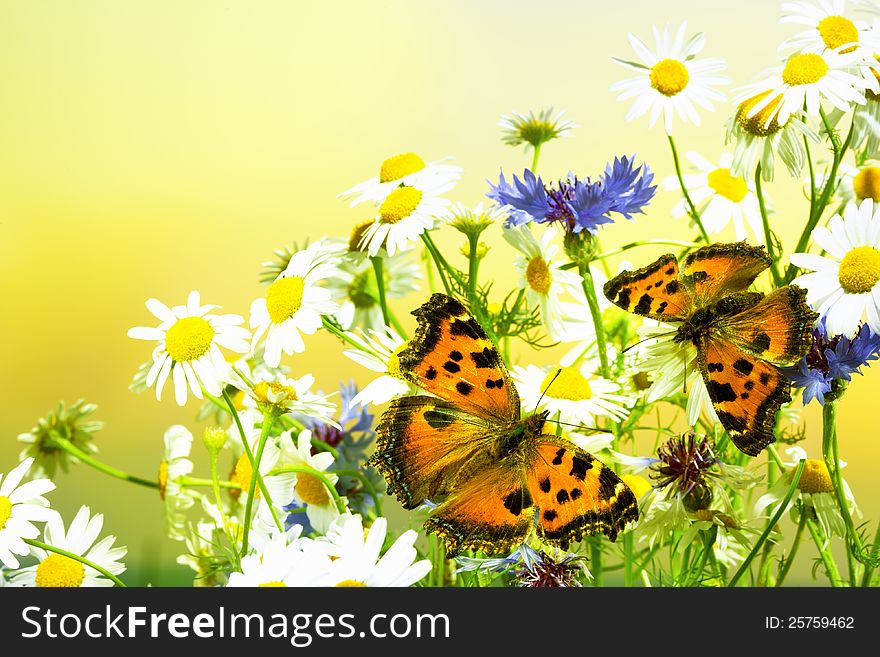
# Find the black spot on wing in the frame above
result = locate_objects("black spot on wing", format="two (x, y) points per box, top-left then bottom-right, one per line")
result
(425, 366), (437, 380)
(733, 358), (754, 376)
(717, 410), (747, 433)
(502, 488), (532, 517)
(665, 266), (676, 275)
(691, 270), (708, 283)
(570, 488), (582, 501)
(455, 381), (473, 396)
(543, 509), (557, 521)
(449, 350), (463, 361)
(707, 362), (724, 373)
(443, 361), (460, 373)
(539, 477), (551, 493)
(570, 456), (593, 481)
(449, 317), (483, 340)
(744, 380), (755, 390)
(616, 289), (631, 308)
(760, 372), (771, 385)
(424, 409), (454, 430)
(552, 448), (565, 466)
(706, 380), (737, 403)
(634, 293), (653, 315)
(598, 467), (619, 501)
(752, 332), (771, 352)
(665, 280), (680, 295)
(556, 489), (570, 504)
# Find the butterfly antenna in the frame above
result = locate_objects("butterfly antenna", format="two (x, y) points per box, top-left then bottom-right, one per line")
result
(544, 418), (607, 433)
(622, 329), (677, 355)
(535, 368), (562, 414)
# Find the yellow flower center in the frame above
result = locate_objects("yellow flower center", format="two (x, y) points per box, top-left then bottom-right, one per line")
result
(165, 317), (214, 363)
(379, 187), (422, 224)
(253, 381), (298, 404)
(649, 59), (689, 96)
(526, 256), (552, 294)
(158, 461), (169, 500)
(736, 91), (786, 136)
(295, 473), (331, 506)
(707, 168), (748, 203)
(230, 453), (259, 498)
(515, 118), (561, 145)
(791, 459), (834, 494)
(35, 553), (86, 587)
(540, 367), (593, 401)
(385, 343), (408, 379)
(0, 495), (12, 529)
(348, 219), (375, 253)
(782, 53), (828, 86)
(853, 167), (880, 202)
(335, 579), (367, 587)
(838, 246), (880, 293)
(258, 581), (287, 587)
(621, 474), (652, 500)
(817, 15), (858, 51)
(379, 153), (425, 184)
(266, 276), (305, 324)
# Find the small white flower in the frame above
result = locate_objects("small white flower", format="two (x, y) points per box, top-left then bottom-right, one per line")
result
(342, 326), (415, 407)
(0, 458), (55, 569)
(128, 291), (250, 406)
(790, 198), (880, 337)
(159, 426), (195, 542)
(250, 240), (342, 368)
(498, 108), (577, 151)
(663, 151), (765, 240)
(338, 152), (461, 208)
(511, 363), (631, 427)
(779, 1), (871, 55)
(227, 528), (332, 587)
(10, 506), (126, 587)
(240, 372), (338, 426)
(504, 224), (583, 339)
(358, 178), (453, 257)
(279, 429), (344, 534)
(611, 22), (729, 134)
(315, 515), (431, 587)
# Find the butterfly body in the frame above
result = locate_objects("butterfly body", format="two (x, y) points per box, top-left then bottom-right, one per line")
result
(604, 242), (817, 456)
(369, 293), (638, 557)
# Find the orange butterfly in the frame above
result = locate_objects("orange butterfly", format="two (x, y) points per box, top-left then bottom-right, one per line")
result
(368, 293), (638, 557)
(603, 242), (817, 456)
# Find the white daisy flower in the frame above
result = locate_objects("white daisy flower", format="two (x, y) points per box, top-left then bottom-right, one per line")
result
(498, 108), (577, 152)
(754, 446), (859, 543)
(338, 152), (461, 208)
(736, 49), (869, 130)
(158, 425), (195, 542)
(0, 458), (55, 569)
(663, 151), (765, 240)
(227, 529), (332, 587)
(316, 514), (431, 587)
(176, 519), (232, 587)
(611, 21), (729, 135)
(324, 248), (421, 331)
(726, 89), (821, 181)
(511, 363), (632, 427)
(779, 1), (869, 54)
(504, 224), (583, 339)
(9, 506), (126, 587)
(279, 428), (344, 534)
(343, 326), (415, 407)
(636, 321), (721, 427)
(835, 161), (880, 206)
(358, 178), (453, 257)
(790, 198), (880, 336)
(128, 291), (250, 406)
(239, 372), (338, 426)
(250, 241), (342, 369)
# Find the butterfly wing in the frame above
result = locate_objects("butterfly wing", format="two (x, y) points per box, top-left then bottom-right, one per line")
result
(715, 286), (816, 366)
(423, 461), (535, 557)
(603, 253), (693, 321)
(398, 293), (519, 421)
(680, 242), (771, 307)
(526, 439), (638, 545)
(698, 336), (792, 456)
(369, 395), (495, 510)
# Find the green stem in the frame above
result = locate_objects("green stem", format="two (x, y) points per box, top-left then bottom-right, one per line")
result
(371, 256), (391, 327)
(49, 434), (158, 489)
(590, 539), (603, 587)
(623, 533), (634, 587)
(241, 417), (278, 555)
(531, 143), (542, 173)
(690, 530), (716, 586)
(728, 459), (805, 587)
(321, 316), (366, 349)
(593, 239), (700, 261)
(333, 468), (382, 517)
(268, 465), (347, 514)
(784, 110), (853, 283)
(26, 538), (126, 587)
(667, 134), (711, 244)
(755, 164), (783, 287)
(775, 508), (807, 587)
(467, 234), (480, 307)
(806, 517), (845, 587)
(420, 232), (453, 295)
(423, 231), (467, 288)
(805, 135), (817, 220)
(179, 476), (240, 490)
(859, 522), (880, 586)
(578, 263), (610, 377)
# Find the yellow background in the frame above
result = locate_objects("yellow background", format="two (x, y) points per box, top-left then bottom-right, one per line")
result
(1, 0), (877, 584)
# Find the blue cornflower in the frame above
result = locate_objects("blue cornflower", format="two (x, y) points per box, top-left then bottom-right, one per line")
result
(485, 155), (656, 234)
(454, 544), (587, 587)
(784, 318), (880, 405)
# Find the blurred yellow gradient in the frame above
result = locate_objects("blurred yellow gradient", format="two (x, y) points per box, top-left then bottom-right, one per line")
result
(1, 0), (877, 584)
